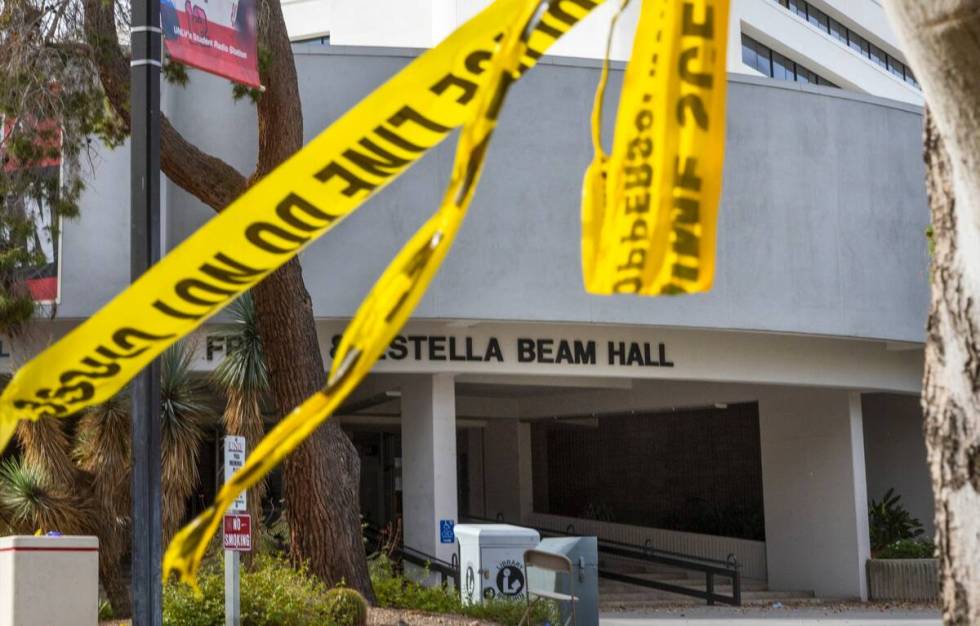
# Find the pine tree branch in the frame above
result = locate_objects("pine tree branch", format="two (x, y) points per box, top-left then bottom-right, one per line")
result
(82, 0), (247, 211)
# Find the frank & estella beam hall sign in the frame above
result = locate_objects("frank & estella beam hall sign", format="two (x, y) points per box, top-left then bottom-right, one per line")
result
(205, 333), (674, 369)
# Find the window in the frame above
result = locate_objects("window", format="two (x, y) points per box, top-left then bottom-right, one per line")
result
(807, 6), (830, 33)
(887, 55), (906, 79)
(786, 0), (807, 19)
(742, 35), (772, 77)
(848, 31), (870, 57)
(772, 0), (920, 91)
(740, 33), (837, 90)
(828, 18), (848, 44)
(772, 50), (795, 82)
(869, 44), (888, 68)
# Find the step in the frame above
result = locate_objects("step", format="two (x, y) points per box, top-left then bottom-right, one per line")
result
(600, 588), (816, 609)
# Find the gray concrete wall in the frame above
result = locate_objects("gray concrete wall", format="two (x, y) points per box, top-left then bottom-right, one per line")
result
(759, 389), (870, 599)
(59, 47), (929, 343)
(862, 393), (935, 540)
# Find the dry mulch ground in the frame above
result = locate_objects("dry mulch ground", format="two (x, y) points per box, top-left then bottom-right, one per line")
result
(101, 607), (500, 626)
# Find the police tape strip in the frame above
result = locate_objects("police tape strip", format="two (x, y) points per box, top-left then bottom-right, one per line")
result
(582, 0), (729, 295)
(0, 0), (608, 450)
(163, 0), (553, 587)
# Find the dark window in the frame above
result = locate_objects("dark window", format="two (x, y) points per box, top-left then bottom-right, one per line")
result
(869, 44), (887, 68)
(787, 0), (807, 19)
(796, 66), (816, 84)
(772, 50), (795, 81)
(905, 68), (919, 88)
(848, 31), (870, 57)
(828, 18), (848, 43)
(807, 5), (830, 33)
(887, 55), (905, 79)
(742, 35), (772, 76)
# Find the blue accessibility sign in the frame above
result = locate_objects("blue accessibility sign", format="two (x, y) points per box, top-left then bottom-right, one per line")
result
(439, 519), (455, 544)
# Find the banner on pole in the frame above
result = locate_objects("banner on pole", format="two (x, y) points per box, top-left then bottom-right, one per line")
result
(160, 0), (260, 87)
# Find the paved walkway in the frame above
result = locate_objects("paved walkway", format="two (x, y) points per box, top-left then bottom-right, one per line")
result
(601, 606), (941, 625)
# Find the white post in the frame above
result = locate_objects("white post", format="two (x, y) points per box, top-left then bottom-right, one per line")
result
(224, 550), (240, 626)
(402, 374), (459, 573)
(223, 436), (247, 624)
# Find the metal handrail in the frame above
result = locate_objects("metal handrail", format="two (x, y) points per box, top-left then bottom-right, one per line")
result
(363, 524), (460, 588)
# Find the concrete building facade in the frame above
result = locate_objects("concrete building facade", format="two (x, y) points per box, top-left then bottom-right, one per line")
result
(3, 0), (932, 603)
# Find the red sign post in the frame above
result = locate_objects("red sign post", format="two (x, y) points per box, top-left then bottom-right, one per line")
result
(223, 513), (251, 552)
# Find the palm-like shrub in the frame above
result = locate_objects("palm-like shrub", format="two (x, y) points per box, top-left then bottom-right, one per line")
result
(211, 292), (269, 546)
(74, 393), (132, 533)
(161, 341), (211, 544)
(869, 488), (924, 553)
(0, 457), (92, 535)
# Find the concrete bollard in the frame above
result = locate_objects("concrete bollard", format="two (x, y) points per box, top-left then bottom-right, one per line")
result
(0, 535), (99, 626)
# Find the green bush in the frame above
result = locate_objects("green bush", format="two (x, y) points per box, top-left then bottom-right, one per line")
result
(324, 587), (368, 626)
(877, 538), (936, 560)
(869, 488), (924, 553)
(370, 556), (557, 626)
(164, 554), (342, 626)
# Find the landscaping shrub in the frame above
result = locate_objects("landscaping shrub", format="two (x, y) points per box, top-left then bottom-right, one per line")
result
(324, 587), (369, 626)
(877, 538), (936, 560)
(869, 488), (924, 553)
(163, 554), (344, 626)
(370, 556), (558, 626)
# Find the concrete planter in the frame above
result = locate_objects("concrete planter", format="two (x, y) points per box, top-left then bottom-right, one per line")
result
(867, 558), (939, 601)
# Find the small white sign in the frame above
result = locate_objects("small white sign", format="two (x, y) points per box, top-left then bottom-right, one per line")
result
(224, 435), (247, 513)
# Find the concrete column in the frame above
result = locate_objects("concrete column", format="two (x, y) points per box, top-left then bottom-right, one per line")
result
(759, 389), (870, 600)
(402, 374), (458, 565)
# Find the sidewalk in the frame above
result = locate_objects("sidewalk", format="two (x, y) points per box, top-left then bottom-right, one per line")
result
(601, 604), (942, 625)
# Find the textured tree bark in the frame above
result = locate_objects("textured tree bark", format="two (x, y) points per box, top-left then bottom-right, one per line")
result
(84, 0), (373, 598)
(883, 4), (980, 624)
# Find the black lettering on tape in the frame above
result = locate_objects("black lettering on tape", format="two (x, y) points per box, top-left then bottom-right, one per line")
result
(200, 253), (266, 286)
(344, 138), (412, 178)
(431, 73), (479, 105)
(58, 357), (122, 384)
(315, 161), (378, 197)
(674, 157), (703, 192)
(673, 196), (699, 224)
(679, 47), (713, 88)
(388, 106), (451, 134)
(672, 262), (699, 280)
(676, 94), (708, 130)
(245, 222), (309, 254)
(613, 277), (642, 293)
(175, 278), (236, 307)
(276, 193), (336, 232)
(681, 3), (714, 38)
(672, 227), (699, 256)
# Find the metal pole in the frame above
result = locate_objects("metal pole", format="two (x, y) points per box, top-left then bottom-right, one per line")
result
(130, 0), (162, 620)
(225, 550), (241, 626)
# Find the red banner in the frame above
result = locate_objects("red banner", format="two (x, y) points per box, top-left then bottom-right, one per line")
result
(161, 0), (260, 88)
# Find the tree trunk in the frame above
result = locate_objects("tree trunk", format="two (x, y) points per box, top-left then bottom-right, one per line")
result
(883, 4), (980, 624)
(253, 261), (372, 598)
(247, 0), (374, 600)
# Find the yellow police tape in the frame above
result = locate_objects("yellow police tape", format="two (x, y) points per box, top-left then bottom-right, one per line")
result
(582, 0), (729, 295)
(164, 0), (555, 587)
(0, 0), (606, 449)
(0, 0), (732, 590)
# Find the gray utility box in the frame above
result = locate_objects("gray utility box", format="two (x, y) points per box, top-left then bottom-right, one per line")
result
(527, 537), (599, 626)
(455, 524), (540, 605)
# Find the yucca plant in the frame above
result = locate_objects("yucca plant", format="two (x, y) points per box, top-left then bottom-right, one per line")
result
(74, 393), (132, 532)
(0, 457), (89, 535)
(160, 340), (211, 544)
(211, 292), (270, 564)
